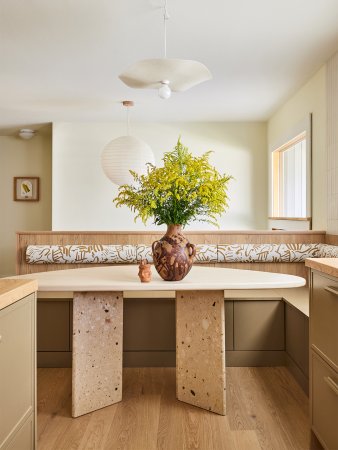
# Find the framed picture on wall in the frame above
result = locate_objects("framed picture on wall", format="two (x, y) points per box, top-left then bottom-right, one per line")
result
(13, 177), (40, 201)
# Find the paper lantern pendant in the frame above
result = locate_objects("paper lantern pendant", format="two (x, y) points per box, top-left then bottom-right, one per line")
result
(101, 135), (155, 185)
(101, 101), (155, 185)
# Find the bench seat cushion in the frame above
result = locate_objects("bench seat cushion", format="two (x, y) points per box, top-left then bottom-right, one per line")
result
(26, 244), (137, 264)
(26, 242), (337, 265)
(217, 243), (321, 263)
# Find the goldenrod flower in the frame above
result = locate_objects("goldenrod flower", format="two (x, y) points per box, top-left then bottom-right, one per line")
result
(114, 138), (232, 227)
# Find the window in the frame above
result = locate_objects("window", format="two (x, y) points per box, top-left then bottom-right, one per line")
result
(269, 114), (312, 230)
(272, 132), (307, 218)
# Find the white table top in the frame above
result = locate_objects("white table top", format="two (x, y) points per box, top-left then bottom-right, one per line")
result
(10, 266), (306, 292)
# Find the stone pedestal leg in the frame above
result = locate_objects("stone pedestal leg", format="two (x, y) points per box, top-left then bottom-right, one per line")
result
(72, 291), (123, 417)
(176, 290), (226, 415)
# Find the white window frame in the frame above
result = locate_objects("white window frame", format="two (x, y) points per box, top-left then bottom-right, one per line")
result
(269, 114), (312, 226)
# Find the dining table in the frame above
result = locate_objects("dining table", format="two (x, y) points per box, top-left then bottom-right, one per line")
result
(13, 265), (305, 417)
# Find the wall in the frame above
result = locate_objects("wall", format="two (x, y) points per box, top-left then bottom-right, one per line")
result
(267, 66), (327, 231)
(0, 130), (52, 276)
(327, 52), (338, 234)
(52, 122), (267, 231)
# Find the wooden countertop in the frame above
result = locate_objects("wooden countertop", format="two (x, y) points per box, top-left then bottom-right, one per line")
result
(305, 258), (338, 278)
(0, 279), (38, 310)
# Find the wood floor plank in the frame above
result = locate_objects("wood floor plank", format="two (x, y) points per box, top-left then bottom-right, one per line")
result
(50, 413), (92, 450)
(37, 368), (72, 445)
(102, 395), (161, 450)
(156, 373), (232, 450)
(228, 367), (302, 450)
(98, 368), (163, 450)
(231, 430), (262, 450)
(255, 367), (311, 450)
(77, 405), (118, 450)
(226, 367), (256, 431)
(37, 367), (320, 450)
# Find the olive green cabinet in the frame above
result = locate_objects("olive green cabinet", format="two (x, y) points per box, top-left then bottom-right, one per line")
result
(233, 300), (284, 350)
(225, 300), (285, 367)
(285, 303), (309, 393)
(37, 300), (72, 367)
(0, 294), (36, 450)
(37, 297), (283, 367)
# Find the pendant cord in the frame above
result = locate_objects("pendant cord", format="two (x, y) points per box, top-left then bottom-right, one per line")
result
(122, 100), (134, 134)
(126, 107), (130, 135)
(163, 0), (169, 58)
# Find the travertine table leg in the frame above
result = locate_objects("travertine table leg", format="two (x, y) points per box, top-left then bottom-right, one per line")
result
(176, 290), (226, 415)
(72, 291), (123, 417)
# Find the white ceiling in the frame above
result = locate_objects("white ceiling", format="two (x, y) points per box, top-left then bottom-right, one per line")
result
(0, 0), (338, 132)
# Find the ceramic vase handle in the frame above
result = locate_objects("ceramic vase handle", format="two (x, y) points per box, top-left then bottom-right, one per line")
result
(187, 243), (196, 259)
(152, 240), (160, 254)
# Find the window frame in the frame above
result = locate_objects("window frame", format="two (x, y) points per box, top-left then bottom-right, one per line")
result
(269, 114), (312, 226)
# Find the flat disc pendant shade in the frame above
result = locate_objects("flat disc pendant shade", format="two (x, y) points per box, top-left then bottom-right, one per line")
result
(119, 58), (212, 92)
(101, 135), (155, 186)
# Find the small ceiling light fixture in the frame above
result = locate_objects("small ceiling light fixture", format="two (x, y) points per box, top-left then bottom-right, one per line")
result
(18, 129), (36, 140)
(118, 0), (212, 99)
(101, 101), (155, 186)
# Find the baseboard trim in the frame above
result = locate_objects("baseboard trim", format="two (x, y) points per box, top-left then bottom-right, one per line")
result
(37, 352), (72, 368)
(226, 350), (286, 366)
(123, 351), (176, 367)
(38, 350), (289, 368)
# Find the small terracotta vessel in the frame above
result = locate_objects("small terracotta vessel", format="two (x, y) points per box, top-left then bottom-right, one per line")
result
(138, 259), (152, 282)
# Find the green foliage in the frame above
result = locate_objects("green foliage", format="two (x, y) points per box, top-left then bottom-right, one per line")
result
(114, 138), (232, 227)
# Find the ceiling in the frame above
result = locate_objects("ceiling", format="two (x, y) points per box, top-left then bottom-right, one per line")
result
(0, 0), (338, 132)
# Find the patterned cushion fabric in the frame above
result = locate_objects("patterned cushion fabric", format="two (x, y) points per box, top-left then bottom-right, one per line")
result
(217, 243), (322, 263)
(26, 244), (137, 264)
(136, 245), (153, 263)
(318, 244), (338, 258)
(25, 242), (336, 264)
(26, 243), (219, 264)
(195, 244), (218, 263)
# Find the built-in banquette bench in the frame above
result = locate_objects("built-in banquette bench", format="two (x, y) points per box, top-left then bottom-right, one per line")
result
(16, 231), (338, 394)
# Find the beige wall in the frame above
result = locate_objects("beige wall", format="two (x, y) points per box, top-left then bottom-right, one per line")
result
(327, 52), (338, 234)
(52, 122), (268, 231)
(0, 130), (52, 276)
(267, 66), (327, 231)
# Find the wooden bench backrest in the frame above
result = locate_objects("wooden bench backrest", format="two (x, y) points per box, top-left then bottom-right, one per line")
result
(16, 231), (327, 281)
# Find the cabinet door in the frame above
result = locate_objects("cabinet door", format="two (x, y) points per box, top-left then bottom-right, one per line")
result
(285, 304), (309, 377)
(0, 294), (35, 449)
(234, 300), (284, 350)
(311, 351), (338, 450)
(6, 415), (34, 450)
(37, 301), (70, 351)
(123, 299), (234, 352)
(124, 298), (175, 351)
(311, 272), (338, 367)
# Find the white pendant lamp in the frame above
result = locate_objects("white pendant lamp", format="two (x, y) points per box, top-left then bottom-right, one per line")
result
(101, 101), (155, 186)
(119, 0), (212, 99)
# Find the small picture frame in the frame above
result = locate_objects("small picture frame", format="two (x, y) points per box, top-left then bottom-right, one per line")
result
(13, 177), (40, 201)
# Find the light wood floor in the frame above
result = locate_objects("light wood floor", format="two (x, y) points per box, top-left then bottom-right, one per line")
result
(37, 367), (322, 450)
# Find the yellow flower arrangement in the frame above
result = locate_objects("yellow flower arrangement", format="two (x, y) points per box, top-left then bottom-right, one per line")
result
(114, 138), (232, 227)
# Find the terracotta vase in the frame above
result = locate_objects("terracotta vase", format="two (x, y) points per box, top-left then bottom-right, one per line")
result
(152, 224), (196, 281)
